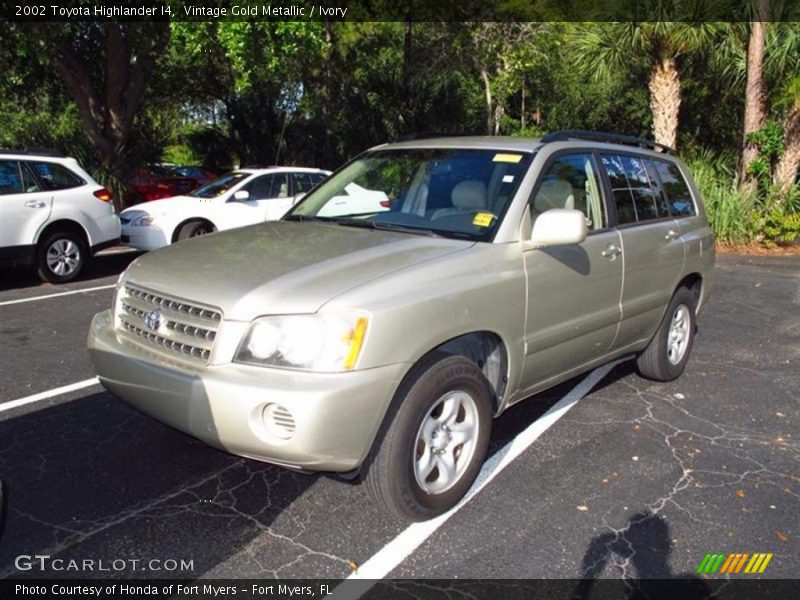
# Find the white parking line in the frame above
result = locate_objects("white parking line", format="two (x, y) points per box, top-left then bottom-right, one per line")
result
(333, 360), (622, 597)
(0, 284), (115, 307)
(0, 377), (100, 414)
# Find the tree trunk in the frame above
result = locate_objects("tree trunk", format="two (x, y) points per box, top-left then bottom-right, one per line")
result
(480, 66), (493, 135)
(648, 56), (681, 149)
(521, 83), (526, 130)
(402, 11), (413, 95)
(741, 2), (770, 186)
(774, 108), (800, 196)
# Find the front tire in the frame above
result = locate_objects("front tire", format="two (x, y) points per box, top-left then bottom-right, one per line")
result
(177, 221), (215, 241)
(36, 230), (86, 283)
(365, 353), (493, 521)
(636, 286), (697, 382)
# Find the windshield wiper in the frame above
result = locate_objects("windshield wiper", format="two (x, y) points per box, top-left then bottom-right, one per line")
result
(330, 218), (441, 237)
(283, 214), (330, 222)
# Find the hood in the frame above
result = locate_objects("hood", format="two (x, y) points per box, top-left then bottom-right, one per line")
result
(122, 195), (206, 215)
(123, 221), (473, 319)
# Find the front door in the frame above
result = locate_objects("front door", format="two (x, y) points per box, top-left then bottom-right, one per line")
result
(520, 152), (623, 389)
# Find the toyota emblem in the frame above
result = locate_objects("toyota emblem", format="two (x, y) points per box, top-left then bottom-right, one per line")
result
(145, 310), (162, 331)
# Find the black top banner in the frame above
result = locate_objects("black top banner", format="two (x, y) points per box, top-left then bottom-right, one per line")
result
(3, 0), (800, 22)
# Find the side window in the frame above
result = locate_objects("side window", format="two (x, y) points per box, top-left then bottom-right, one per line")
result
(310, 173), (327, 186)
(0, 160), (23, 195)
(653, 160), (697, 217)
(530, 153), (605, 231)
(601, 154), (661, 225)
(30, 162), (83, 191)
(292, 173), (316, 194)
(20, 162), (42, 193)
(247, 175), (277, 200)
(271, 173), (289, 198)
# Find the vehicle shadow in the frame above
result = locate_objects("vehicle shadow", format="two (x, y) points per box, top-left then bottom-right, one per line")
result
(571, 510), (712, 600)
(0, 389), (328, 579)
(0, 249), (143, 293)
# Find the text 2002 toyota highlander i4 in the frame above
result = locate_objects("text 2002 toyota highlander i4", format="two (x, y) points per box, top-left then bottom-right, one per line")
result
(89, 132), (715, 521)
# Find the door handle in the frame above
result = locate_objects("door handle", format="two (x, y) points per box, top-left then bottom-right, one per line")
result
(665, 229), (679, 241)
(601, 244), (621, 258)
(25, 200), (47, 209)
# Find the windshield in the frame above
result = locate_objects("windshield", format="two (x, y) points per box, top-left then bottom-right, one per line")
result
(190, 172), (249, 198)
(287, 149), (533, 241)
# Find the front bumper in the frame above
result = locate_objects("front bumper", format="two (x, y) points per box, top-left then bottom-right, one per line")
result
(88, 310), (407, 472)
(120, 224), (168, 251)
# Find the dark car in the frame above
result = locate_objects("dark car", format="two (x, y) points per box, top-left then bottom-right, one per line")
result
(124, 166), (199, 205)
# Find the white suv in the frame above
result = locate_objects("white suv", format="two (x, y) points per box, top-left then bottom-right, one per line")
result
(0, 151), (121, 283)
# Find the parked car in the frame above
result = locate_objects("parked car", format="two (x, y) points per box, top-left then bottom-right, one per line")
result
(119, 167), (330, 251)
(124, 166), (199, 205)
(0, 150), (120, 282)
(88, 132), (715, 521)
(168, 166), (221, 187)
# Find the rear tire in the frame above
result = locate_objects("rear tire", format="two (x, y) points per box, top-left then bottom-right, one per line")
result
(177, 221), (215, 241)
(365, 353), (493, 521)
(636, 287), (697, 382)
(36, 230), (86, 283)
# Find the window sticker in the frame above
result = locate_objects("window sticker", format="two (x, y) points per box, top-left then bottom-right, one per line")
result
(493, 153), (523, 164)
(472, 212), (495, 227)
(502, 175), (515, 183)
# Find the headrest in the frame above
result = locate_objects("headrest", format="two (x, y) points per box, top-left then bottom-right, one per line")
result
(534, 178), (574, 213)
(451, 180), (487, 210)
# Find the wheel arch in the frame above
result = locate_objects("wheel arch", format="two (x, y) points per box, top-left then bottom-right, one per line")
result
(36, 219), (90, 250)
(171, 217), (216, 243)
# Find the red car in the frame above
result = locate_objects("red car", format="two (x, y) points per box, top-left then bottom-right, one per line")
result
(124, 166), (199, 205)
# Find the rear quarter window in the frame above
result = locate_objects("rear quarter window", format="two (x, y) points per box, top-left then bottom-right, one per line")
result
(29, 161), (84, 191)
(653, 160), (697, 217)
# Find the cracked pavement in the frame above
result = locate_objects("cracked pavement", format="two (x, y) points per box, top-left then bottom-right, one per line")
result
(0, 252), (798, 580)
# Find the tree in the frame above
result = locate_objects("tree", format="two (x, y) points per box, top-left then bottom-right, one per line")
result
(769, 24), (800, 194)
(570, 22), (718, 149)
(20, 22), (169, 199)
(462, 23), (547, 135)
(740, 0), (771, 186)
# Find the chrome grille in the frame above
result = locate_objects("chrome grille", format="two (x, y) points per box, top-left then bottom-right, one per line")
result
(116, 284), (222, 364)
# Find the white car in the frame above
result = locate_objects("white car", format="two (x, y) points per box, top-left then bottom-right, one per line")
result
(0, 151), (120, 283)
(317, 182), (391, 217)
(120, 167), (330, 251)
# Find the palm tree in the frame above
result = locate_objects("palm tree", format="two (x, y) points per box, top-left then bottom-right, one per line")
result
(768, 24), (800, 194)
(570, 22), (718, 149)
(741, 0), (771, 186)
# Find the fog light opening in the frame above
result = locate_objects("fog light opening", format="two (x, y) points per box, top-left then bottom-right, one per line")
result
(261, 403), (296, 441)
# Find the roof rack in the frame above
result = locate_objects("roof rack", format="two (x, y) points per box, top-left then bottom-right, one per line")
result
(540, 130), (673, 154)
(0, 147), (65, 157)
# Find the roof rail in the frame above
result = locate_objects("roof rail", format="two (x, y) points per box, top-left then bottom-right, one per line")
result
(540, 130), (673, 154)
(0, 147), (66, 157)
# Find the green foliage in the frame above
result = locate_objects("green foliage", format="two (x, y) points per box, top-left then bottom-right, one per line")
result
(745, 120), (784, 180)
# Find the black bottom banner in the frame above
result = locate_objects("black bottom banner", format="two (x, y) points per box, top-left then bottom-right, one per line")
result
(3, 579), (799, 600)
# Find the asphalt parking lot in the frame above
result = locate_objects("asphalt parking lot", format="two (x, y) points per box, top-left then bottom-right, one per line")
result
(0, 251), (797, 583)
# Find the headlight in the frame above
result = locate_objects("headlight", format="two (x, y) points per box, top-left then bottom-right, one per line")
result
(126, 213), (154, 227)
(234, 313), (369, 372)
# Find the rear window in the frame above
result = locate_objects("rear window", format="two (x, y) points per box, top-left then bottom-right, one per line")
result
(29, 161), (84, 191)
(653, 160), (697, 217)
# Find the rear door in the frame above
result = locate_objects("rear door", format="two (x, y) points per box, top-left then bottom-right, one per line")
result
(0, 160), (53, 255)
(600, 153), (685, 350)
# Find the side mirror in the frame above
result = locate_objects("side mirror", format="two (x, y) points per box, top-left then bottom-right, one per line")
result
(292, 192), (306, 206)
(527, 208), (587, 249)
(233, 190), (250, 201)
